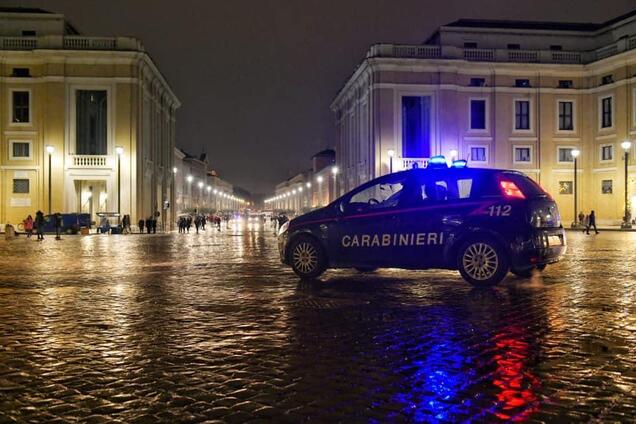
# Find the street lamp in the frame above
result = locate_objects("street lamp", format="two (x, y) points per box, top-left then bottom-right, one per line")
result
(388, 149), (395, 173)
(449, 149), (458, 160)
(115, 146), (124, 216)
(621, 140), (632, 229)
(331, 166), (339, 202)
(186, 175), (193, 210)
(571, 149), (580, 228)
(45, 145), (54, 214)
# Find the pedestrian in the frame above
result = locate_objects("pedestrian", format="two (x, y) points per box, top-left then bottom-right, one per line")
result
(54, 212), (63, 240)
(586, 210), (599, 235)
(194, 216), (201, 234)
(23, 215), (34, 238)
(146, 217), (152, 234)
(138, 218), (145, 234)
(215, 215), (221, 231)
(186, 216), (192, 233)
(577, 211), (584, 228)
(35, 210), (45, 240)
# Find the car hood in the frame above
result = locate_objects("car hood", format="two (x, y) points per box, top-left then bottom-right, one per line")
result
(289, 205), (336, 228)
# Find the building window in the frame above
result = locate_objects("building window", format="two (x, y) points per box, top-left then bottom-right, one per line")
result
(601, 96), (613, 128)
(550, 45), (563, 51)
(558, 80), (573, 89)
(558, 101), (574, 131)
(515, 79), (531, 88)
(514, 100), (530, 130)
(507, 44), (521, 50)
(22, 30), (36, 36)
(464, 42), (478, 49)
(558, 147), (574, 163)
(559, 181), (573, 195)
(11, 142), (30, 158)
(13, 179), (29, 194)
(469, 99), (486, 130)
(601, 145), (614, 161)
(76, 90), (107, 155)
(601, 75), (614, 85)
(469, 78), (486, 87)
(602, 180), (613, 194)
(401, 96), (431, 158)
(514, 147), (531, 163)
(12, 68), (30, 77)
(470, 147), (487, 162)
(12, 91), (30, 123)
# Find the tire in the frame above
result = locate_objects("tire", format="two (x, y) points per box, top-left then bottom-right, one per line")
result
(289, 236), (327, 280)
(457, 237), (509, 287)
(355, 267), (378, 273)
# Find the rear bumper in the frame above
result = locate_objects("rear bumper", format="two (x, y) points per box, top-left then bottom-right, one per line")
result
(511, 227), (566, 269)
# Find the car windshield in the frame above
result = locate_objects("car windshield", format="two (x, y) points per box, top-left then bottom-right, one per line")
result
(346, 178), (405, 211)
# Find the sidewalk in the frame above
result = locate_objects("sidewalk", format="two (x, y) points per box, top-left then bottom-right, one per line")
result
(565, 225), (636, 232)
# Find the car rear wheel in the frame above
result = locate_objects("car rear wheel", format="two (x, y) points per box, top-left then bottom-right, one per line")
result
(457, 238), (509, 287)
(289, 236), (327, 280)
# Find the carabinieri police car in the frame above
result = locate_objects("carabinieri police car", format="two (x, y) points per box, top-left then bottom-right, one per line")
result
(278, 156), (566, 287)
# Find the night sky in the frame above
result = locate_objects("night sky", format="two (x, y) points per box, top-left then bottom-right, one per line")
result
(7, 0), (636, 194)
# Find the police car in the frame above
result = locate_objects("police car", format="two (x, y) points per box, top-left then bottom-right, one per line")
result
(278, 156), (566, 287)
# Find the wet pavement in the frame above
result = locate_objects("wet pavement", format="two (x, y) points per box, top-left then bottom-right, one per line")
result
(1, 224), (635, 423)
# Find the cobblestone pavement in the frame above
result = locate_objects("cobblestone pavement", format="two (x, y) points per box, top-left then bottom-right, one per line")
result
(1, 224), (636, 423)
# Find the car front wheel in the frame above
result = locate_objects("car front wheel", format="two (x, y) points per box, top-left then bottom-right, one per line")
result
(289, 236), (327, 280)
(457, 238), (509, 287)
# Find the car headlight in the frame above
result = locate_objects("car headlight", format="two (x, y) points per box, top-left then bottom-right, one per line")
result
(278, 221), (289, 236)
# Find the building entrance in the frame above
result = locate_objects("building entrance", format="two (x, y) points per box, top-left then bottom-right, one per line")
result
(74, 180), (108, 223)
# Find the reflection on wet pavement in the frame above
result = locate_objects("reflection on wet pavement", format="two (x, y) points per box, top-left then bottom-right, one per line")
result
(0, 228), (635, 422)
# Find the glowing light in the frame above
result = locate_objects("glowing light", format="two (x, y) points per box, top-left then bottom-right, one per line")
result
(213, 189), (218, 194)
(298, 187), (303, 192)
(571, 149), (580, 158)
(206, 186), (211, 192)
(172, 167), (178, 174)
(429, 155), (447, 165)
(331, 166), (339, 175)
(46, 145), (55, 154)
(306, 182), (311, 188)
(500, 181), (526, 199)
(621, 140), (632, 151)
(187, 175), (193, 183)
(317, 176), (324, 183)
(115, 146), (124, 155)
(449, 149), (458, 159)
(387, 149), (395, 158)
(198, 181), (204, 188)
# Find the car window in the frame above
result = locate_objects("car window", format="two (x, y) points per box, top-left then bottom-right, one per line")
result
(346, 178), (405, 212)
(410, 175), (475, 204)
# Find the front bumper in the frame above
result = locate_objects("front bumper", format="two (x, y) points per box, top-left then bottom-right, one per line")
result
(278, 232), (289, 264)
(511, 227), (567, 269)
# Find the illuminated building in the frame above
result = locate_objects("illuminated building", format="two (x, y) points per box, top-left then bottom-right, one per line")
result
(332, 10), (636, 224)
(0, 8), (180, 229)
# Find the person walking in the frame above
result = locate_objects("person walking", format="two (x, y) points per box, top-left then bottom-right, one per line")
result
(23, 215), (34, 238)
(577, 211), (584, 229)
(54, 212), (63, 240)
(586, 210), (599, 235)
(194, 216), (201, 234)
(146, 217), (152, 234)
(138, 218), (145, 234)
(35, 210), (45, 240)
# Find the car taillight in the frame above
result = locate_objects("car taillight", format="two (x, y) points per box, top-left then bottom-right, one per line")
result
(500, 181), (526, 199)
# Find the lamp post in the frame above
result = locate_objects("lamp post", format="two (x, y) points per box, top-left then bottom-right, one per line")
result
(621, 140), (632, 229)
(331, 166), (339, 202)
(186, 175), (193, 210)
(387, 149), (395, 174)
(46, 145), (54, 215)
(306, 182), (311, 208)
(571, 149), (580, 228)
(115, 146), (124, 216)
(197, 181), (204, 210)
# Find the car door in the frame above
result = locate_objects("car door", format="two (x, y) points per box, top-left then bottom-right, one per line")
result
(333, 174), (408, 268)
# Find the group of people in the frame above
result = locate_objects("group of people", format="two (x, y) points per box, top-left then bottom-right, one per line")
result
(20, 211), (63, 241)
(178, 214), (225, 233)
(138, 216), (159, 234)
(577, 210), (599, 235)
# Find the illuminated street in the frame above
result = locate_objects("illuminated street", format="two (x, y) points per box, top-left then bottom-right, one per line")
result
(0, 227), (635, 422)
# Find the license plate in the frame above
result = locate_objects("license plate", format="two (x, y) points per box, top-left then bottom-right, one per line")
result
(547, 235), (562, 246)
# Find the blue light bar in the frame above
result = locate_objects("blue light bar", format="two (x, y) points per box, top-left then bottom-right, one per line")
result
(428, 155), (448, 168)
(451, 159), (468, 168)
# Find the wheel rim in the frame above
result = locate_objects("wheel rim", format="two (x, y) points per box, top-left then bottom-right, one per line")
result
(292, 242), (318, 274)
(462, 242), (499, 281)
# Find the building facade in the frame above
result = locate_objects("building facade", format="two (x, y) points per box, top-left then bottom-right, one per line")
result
(172, 147), (241, 215)
(332, 10), (636, 225)
(0, 8), (179, 228)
